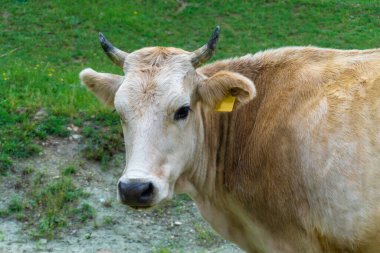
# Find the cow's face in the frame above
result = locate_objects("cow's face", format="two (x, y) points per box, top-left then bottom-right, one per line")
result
(80, 28), (256, 209)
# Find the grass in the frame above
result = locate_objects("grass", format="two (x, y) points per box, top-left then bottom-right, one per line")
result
(102, 215), (117, 227)
(193, 222), (224, 247)
(0, 153), (13, 175)
(0, 231), (4, 242)
(151, 193), (193, 217)
(81, 113), (124, 167)
(1, 0), (380, 169)
(0, 167), (95, 240)
(152, 247), (173, 253)
(62, 165), (77, 176)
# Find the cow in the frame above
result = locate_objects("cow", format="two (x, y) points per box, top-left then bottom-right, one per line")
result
(79, 27), (380, 253)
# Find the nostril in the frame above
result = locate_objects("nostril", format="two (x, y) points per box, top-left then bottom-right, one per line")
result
(118, 181), (128, 193)
(141, 182), (154, 198)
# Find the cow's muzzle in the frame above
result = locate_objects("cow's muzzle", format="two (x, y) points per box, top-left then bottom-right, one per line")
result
(118, 180), (156, 208)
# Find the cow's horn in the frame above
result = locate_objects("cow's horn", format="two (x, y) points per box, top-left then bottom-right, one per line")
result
(98, 33), (128, 67)
(191, 26), (220, 68)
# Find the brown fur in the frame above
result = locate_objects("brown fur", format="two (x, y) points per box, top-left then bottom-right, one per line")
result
(192, 47), (380, 252)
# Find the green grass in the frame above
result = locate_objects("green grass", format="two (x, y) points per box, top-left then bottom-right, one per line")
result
(102, 215), (117, 227)
(62, 165), (77, 176)
(193, 222), (224, 247)
(1, 1), (379, 166)
(81, 113), (124, 167)
(152, 247), (173, 253)
(0, 153), (13, 175)
(0, 167), (95, 240)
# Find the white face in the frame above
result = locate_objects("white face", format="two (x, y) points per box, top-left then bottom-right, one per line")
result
(80, 45), (256, 209)
(113, 48), (203, 208)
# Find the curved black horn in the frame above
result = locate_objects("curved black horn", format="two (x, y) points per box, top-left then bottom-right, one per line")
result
(191, 26), (220, 68)
(98, 33), (128, 67)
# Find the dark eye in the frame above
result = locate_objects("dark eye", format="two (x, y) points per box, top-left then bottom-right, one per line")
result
(174, 106), (191, 120)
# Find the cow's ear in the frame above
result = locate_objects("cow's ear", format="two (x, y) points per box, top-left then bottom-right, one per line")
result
(198, 71), (256, 112)
(80, 68), (123, 107)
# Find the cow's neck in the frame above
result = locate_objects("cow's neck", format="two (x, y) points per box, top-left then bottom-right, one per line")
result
(180, 56), (284, 252)
(189, 56), (264, 201)
(186, 82), (274, 252)
(190, 107), (235, 200)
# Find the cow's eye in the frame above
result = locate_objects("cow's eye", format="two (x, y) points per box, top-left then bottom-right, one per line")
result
(174, 106), (191, 120)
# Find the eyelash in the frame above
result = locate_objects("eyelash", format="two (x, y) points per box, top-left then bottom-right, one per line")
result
(174, 106), (191, 121)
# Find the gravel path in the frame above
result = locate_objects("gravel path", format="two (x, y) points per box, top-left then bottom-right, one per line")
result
(0, 139), (242, 253)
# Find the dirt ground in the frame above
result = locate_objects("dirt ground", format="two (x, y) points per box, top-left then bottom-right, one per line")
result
(0, 138), (242, 253)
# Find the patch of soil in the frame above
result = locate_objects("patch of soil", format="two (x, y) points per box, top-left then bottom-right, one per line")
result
(0, 138), (242, 253)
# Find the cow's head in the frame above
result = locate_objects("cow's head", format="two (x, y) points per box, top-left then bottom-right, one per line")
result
(80, 27), (256, 209)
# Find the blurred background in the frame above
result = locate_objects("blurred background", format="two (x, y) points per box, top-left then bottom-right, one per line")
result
(0, 1), (379, 252)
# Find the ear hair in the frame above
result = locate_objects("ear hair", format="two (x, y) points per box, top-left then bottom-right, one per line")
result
(80, 68), (124, 107)
(198, 71), (256, 110)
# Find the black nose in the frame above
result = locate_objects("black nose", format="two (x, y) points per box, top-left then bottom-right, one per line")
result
(118, 181), (155, 207)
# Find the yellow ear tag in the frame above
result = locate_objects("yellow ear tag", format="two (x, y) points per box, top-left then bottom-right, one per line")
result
(214, 94), (236, 112)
